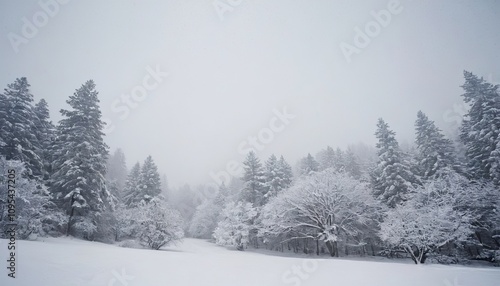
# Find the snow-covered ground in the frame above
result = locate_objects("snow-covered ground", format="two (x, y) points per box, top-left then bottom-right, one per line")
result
(1, 238), (499, 286)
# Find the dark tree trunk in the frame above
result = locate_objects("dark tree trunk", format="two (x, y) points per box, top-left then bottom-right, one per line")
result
(345, 238), (349, 256)
(325, 241), (337, 257)
(407, 247), (429, 264)
(66, 194), (76, 236)
(421, 251), (428, 264)
(326, 241), (333, 257)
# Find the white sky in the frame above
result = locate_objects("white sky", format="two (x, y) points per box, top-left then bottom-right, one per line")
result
(1, 0), (499, 187)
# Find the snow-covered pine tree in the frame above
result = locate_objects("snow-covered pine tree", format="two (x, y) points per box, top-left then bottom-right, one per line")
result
(297, 153), (319, 176)
(123, 162), (141, 207)
(33, 98), (56, 181)
(372, 118), (420, 207)
(241, 151), (266, 206)
(263, 154), (293, 199)
(213, 181), (229, 208)
(414, 110), (460, 179)
(277, 155), (293, 189)
(50, 80), (111, 238)
(0, 77), (43, 180)
(263, 154), (281, 199)
(106, 148), (128, 197)
(137, 155), (162, 200)
(459, 71), (500, 183)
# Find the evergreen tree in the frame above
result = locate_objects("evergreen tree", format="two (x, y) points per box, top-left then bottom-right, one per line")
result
(123, 162), (141, 207)
(50, 80), (110, 237)
(264, 154), (293, 199)
(317, 146), (353, 174)
(263, 154), (279, 199)
(278, 155), (293, 189)
(213, 182), (229, 208)
(372, 118), (420, 207)
(105, 179), (121, 206)
(33, 98), (56, 181)
(241, 151), (266, 206)
(0, 77), (43, 180)
(106, 148), (128, 196)
(137, 155), (162, 200)
(414, 111), (460, 179)
(459, 71), (500, 183)
(297, 153), (319, 176)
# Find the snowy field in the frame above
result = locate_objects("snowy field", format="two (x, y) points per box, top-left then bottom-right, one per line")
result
(1, 238), (499, 286)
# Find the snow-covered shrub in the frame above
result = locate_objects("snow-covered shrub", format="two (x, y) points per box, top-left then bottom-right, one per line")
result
(41, 209), (69, 237)
(0, 157), (53, 240)
(72, 216), (98, 240)
(380, 173), (475, 264)
(213, 201), (258, 250)
(112, 203), (136, 241)
(260, 169), (382, 257)
(134, 199), (184, 250)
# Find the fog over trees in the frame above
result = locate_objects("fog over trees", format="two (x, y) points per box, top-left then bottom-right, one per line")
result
(1, 72), (499, 266)
(1, 1), (500, 285)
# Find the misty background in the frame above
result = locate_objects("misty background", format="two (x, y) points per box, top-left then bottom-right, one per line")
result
(1, 0), (499, 188)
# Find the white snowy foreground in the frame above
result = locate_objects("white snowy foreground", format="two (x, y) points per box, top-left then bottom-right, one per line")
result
(1, 238), (499, 286)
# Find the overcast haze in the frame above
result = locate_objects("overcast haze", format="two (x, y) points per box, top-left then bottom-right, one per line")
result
(1, 0), (500, 188)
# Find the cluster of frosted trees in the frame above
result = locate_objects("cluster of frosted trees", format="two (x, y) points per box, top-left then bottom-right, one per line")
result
(190, 71), (500, 265)
(0, 78), (183, 249)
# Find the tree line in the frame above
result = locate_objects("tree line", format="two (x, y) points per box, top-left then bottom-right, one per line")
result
(1, 71), (499, 264)
(189, 71), (500, 265)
